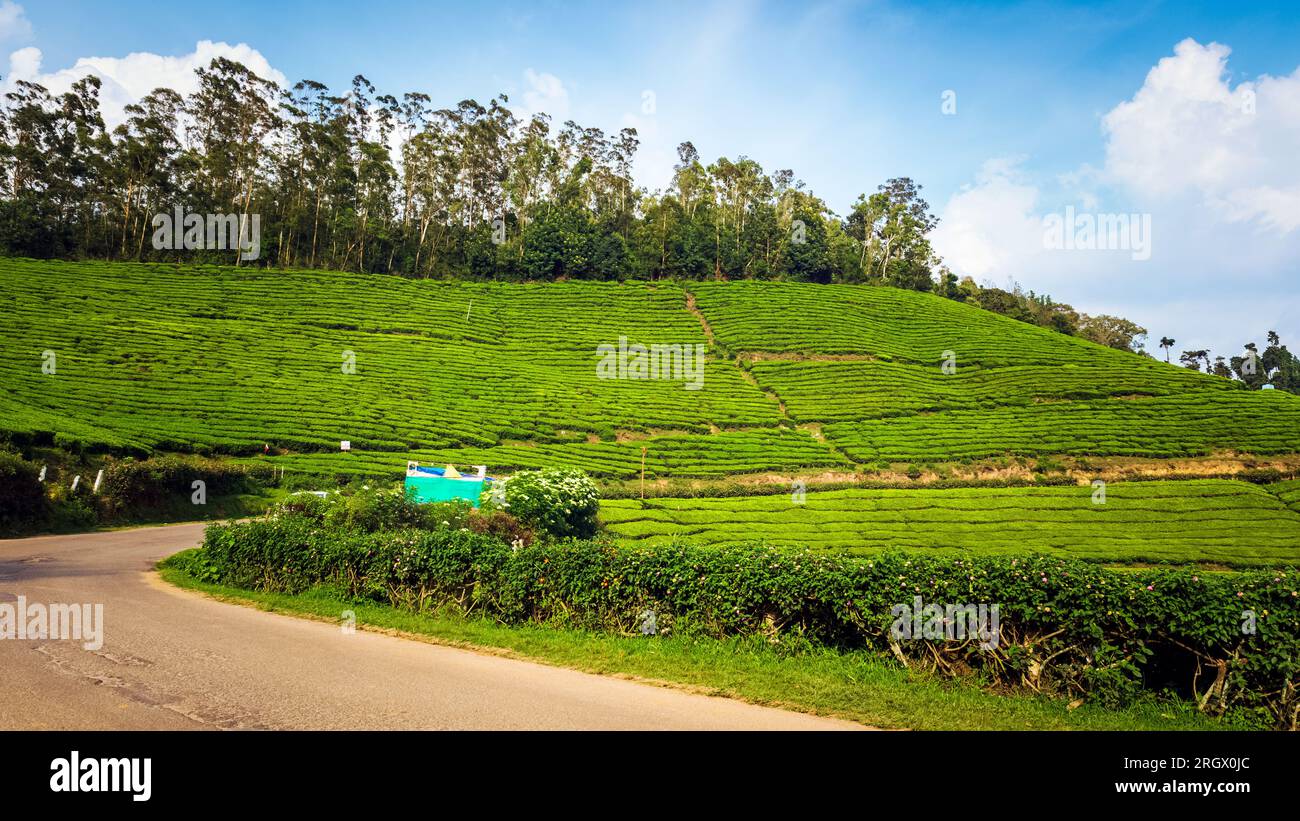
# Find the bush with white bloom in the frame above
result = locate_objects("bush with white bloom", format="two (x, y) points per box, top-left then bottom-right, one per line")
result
(488, 468), (600, 539)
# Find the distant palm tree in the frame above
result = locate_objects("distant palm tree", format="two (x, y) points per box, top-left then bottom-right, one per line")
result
(1159, 336), (1175, 362)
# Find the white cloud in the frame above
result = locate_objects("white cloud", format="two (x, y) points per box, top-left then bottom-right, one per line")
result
(931, 157), (1046, 280)
(514, 68), (570, 122)
(3, 40), (286, 131)
(6, 42), (36, 76)
(0, 1), (31, 42)
(933, 39), (1300, 357)
(1102, 37), (1300, 234)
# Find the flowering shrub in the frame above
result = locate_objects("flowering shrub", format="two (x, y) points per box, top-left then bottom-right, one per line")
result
(488, 468), (600, 539)
(184, 512), (1300, 729)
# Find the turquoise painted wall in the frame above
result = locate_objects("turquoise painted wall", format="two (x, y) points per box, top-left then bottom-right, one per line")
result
(404, 475), (486, 506)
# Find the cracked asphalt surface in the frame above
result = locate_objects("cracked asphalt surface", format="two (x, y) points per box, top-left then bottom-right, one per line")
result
(0, 523), (860, 730)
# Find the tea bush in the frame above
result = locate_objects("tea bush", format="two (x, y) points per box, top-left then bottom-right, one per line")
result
(600, 481), (1300, 568)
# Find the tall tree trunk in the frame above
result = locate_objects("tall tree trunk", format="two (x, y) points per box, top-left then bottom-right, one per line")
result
(119, 180), (136, 258)
(237, 176), (255, 266)
(310, 190), (322, 268)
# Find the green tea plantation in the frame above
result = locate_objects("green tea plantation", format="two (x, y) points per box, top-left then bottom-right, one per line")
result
(3, 258), (1298, 569)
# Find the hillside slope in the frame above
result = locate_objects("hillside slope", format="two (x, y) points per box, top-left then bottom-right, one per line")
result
(2, 258), (1299, 480)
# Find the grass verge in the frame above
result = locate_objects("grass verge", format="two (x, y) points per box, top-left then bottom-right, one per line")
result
(158, 549), (1238, 731)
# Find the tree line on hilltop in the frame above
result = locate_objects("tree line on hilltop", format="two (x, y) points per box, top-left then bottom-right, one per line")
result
(1158, 332), (1300, 393)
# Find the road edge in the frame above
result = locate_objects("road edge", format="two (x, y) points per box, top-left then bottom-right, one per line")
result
(147, 563), (880, 730)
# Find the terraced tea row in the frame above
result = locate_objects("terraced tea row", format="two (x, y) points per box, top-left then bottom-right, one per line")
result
(0, 260), (778, 453)
(1269, 479), (1300, 514)
(750, 358), (1234, 422)
(691, 280), (1157, 367)
(822, 391), (1300, 461)
(600, 480), (1300, 567)
(242, 429), (848, 480)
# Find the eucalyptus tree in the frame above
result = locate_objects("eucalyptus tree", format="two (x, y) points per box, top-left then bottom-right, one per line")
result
(187, 57), (282, 263)
(112, 88), (183, 258)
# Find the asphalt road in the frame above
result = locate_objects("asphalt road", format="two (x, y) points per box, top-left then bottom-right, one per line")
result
(0, 523), (859, 730)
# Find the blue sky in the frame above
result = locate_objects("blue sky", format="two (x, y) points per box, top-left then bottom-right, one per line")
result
(8, 0), (1300, 359)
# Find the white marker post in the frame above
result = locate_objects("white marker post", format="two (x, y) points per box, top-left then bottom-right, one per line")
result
(93, 469), (104, 493)
(71, 475), (81, 492)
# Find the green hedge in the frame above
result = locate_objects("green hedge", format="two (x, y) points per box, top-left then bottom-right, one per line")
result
(0, 450), (282, 534)
(187, 515), (1300, 728)
(98, 455), (274, 517)
(0, 450), (48, 533)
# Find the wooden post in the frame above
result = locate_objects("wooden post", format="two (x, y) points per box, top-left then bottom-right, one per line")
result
(640, 446), (647, 500)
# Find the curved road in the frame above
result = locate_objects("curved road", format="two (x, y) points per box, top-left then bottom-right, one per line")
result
(0, 524), (859, 730)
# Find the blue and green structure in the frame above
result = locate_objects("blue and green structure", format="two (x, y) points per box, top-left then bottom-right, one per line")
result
(404, 462), (494, 506)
